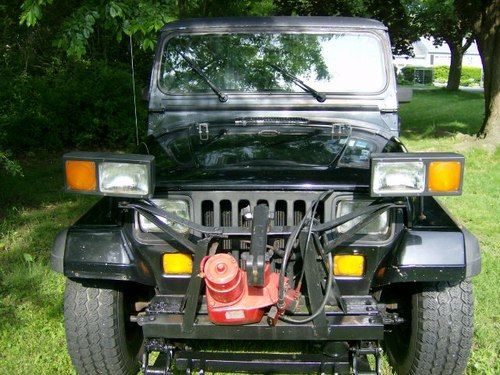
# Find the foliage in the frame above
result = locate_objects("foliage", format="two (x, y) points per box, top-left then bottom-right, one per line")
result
(0, 152), (23, 176)
(19, 0), (275, 58)
(402, 0), (475, 90)
(433, 65), (482, 86)
(403, 0), (474, 47)
(0, 62), (146, 151)
(20, 0), (178, 56)
(397, 66), (433, 85)
(275, 0), (420, 55)
(397, 65), (482, 87)
(398, 66), (416, 84)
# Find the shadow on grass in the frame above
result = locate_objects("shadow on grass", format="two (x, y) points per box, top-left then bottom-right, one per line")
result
(0, 154), (97, 328)
(399, 89), (484, 141)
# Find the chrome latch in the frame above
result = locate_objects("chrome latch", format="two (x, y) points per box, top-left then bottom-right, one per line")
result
(198, 122), (209, 141)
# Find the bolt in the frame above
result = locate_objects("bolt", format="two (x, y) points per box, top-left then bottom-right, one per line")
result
(216, 263), (227, 273)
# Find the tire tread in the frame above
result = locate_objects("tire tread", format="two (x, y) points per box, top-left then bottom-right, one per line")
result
(64, 279), (139, 375)
(408, 281), (474, 375)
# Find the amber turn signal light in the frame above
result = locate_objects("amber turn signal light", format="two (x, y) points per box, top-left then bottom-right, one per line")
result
(163, 253), (193, 275)
(333, 254), (364, 277)
(428, 161), (462, 192)
(65, 160), (97, 191)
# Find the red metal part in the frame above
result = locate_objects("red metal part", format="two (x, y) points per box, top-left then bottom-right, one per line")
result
(201, 253), (283, 325)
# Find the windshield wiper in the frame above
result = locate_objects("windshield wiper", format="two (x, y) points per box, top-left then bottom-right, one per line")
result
(176, 50), (228, 102)
(270, 64), (326, 102)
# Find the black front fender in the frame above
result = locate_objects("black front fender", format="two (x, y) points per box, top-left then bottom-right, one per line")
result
(373, 199), (481, 287)
(51, 226), (155, 285)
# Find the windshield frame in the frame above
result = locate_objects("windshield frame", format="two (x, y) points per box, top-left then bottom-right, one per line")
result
(155, 27), (391, 98)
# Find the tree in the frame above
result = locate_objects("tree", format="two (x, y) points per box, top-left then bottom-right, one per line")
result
(20, 1), (179, 58)
(19, 1), (275, 59)
(456, 0), (499, 141)
(404, 0), (475, 91)
(275, 0), (420, 55)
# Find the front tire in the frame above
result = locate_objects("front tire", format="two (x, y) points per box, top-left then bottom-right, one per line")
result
(384, 281), (474, 375)
(64, 279), (142, 375)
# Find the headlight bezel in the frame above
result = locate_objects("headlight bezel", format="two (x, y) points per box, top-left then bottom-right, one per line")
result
(63, 152), (155, 198)
(370, 152), (464, 197)
(137, 198), (191, 234)
(332, 195), (394, 242)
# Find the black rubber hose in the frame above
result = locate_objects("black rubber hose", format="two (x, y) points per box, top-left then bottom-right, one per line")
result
(277, 190), (332, 309)
(279, 251), (333, 324)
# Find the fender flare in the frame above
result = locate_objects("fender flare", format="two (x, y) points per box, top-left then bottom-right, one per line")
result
(374, 227), (481, 286)
(51, 227), (155, 285)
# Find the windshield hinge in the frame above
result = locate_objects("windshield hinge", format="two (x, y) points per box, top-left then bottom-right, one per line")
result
(198, 122), (209, 141)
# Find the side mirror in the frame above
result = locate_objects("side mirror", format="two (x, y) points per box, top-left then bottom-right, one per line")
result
(397, 86), (413, 103)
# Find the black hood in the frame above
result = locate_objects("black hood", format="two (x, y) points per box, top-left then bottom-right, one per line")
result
(146, 119), (404, 190)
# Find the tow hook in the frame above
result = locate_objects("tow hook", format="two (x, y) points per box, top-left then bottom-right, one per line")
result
(142, 339), (174, 375)
(351, 342), (382, 375)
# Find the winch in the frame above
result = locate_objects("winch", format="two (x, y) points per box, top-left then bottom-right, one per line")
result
(201, 252), (282, 325)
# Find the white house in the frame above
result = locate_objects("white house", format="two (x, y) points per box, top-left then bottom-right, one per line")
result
(393, 37), (482, 70)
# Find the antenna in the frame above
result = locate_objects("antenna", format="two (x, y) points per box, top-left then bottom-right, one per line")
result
(129, 34), (139, 146)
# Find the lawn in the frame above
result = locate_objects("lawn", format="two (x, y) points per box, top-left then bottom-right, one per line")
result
(0, 89), (498, 374)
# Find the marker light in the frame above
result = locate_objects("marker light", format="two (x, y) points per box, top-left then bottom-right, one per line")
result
(64, 152), (154, 198)
(162, 253), (193, 274)
(428, 161), (462, 192)
(371, 153), (464, 196)
(333, 254), (365, 277)
(65, 160), (97, 192)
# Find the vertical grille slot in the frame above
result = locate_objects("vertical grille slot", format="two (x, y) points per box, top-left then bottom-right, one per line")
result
(315, 200), (325, 223)
(238, 200), (251, 250)
(293, 200), (306, 225)
(201, 200), (214, 226)
(274, 200), (287, 226)
(257, 199), (268, 207)
(274, 200), (287, 249)
(220, 200), (232, 250)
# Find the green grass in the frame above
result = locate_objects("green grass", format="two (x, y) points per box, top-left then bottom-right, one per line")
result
(0, 89), (498, 374)
(399, 90), (500, 375)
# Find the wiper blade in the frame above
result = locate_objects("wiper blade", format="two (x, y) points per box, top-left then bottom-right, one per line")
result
(270, 64), (326, 102)
(176, 50), (228, 102)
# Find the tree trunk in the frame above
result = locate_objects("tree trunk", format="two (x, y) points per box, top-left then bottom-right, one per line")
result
(475, 1), (500, 141)
(446, 43), (463, 90)
(177, 0), (187, 18)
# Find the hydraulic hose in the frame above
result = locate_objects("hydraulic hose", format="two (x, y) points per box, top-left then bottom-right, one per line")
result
(279, 251), (333, 324)
(277, 190), (332, 310)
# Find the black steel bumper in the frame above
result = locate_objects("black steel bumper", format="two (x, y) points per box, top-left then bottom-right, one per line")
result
(138, 313), (384, 341)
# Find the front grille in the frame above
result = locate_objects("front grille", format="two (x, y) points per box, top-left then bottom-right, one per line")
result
(191, 191), (331, 251)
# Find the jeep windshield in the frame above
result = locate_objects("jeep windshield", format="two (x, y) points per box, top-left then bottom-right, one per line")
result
(159, 32), (387, 95)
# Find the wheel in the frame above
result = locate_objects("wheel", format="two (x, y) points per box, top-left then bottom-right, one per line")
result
(64, 279), (142, 375)
(383, 280), (474, 375)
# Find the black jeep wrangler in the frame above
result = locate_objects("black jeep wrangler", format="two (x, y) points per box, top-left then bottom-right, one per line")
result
(52, 17), (481, 375)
